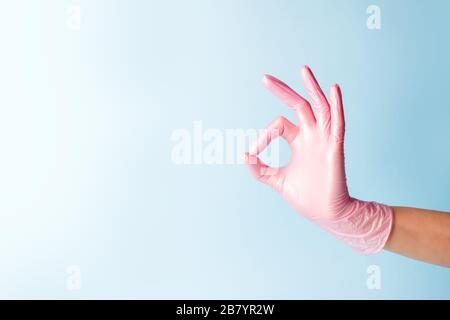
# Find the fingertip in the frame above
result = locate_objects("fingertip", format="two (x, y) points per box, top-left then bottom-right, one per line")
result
(301, 65), (311, 76)
(332, 83), (341, 91)
(330, 84), (337, 97)
(244, 156), (262, 178)
(262, 74), (278, 87)
(244, 152), (259, 166)
(262, 74), (270, 87)
(332, 84), (342, 100)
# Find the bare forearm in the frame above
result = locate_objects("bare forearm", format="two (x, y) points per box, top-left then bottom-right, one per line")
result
(384, 206), (450, 267)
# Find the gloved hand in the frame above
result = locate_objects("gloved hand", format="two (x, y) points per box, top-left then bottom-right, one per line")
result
(244, 66), (393, 255)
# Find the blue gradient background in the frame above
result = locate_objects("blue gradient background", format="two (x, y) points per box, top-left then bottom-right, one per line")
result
(0, 0), (449, 299)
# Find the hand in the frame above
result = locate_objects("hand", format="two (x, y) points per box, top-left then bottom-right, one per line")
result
(245, 66), (348, 221)
(244, 66), (392, 255)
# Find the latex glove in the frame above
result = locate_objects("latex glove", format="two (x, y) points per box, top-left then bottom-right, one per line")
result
(244, 66), (392, 255)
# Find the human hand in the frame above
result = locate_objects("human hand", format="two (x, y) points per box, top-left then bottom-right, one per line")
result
(244, 66), (392, 255)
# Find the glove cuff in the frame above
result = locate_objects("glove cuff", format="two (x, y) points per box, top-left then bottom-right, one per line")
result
(320, 200), (394, 255)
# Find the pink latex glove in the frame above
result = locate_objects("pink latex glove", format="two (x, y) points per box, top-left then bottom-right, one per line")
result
(244, 66), (393, 255)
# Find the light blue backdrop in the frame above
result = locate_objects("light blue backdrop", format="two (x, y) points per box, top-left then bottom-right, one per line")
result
(0, 0), (448, 299)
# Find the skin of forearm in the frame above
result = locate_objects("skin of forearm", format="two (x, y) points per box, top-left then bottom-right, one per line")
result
(384, 206), (450, 267)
